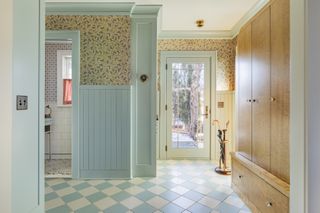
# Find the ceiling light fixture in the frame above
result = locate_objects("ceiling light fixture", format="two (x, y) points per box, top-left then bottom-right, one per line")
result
(196, 19), (204, 28)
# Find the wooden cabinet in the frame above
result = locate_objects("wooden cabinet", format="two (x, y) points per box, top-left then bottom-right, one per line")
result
(236, 0), (289, 177)
(235, 0), (290, 211)
(237, 24), (252, 160)
(232, 153), (289, 213)
(270, 0), (290, 183)
(251, 7), (271, 171)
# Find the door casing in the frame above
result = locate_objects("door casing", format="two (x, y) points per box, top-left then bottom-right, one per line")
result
(159, 51), (217, 160)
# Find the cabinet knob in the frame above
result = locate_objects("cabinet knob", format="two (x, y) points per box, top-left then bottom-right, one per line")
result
(252, 99), (257, 103)
(270, 97), (276, 102)
(238, 175), (243, 179)
(246, 99), (252, 103)
(266, 202), (272, 207)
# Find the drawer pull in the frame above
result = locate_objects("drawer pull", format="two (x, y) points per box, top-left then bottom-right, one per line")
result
(266, 202), (273, 207)
(238, 175), (243, 179)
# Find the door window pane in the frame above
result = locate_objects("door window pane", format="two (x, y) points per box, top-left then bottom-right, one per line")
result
(171, 63), (205, 149)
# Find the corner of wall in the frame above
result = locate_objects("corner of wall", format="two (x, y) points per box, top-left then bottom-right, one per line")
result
(0, 0), (13, 212)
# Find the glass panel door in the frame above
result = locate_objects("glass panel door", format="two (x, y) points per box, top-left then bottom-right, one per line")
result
(166, 57), (211, 159)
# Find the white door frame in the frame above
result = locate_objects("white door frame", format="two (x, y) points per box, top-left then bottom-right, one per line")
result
(159, 51), (217, 160)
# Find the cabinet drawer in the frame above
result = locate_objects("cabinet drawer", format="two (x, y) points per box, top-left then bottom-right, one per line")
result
(232, 160), (248, 195)
(232, 158), (289, 213)
(247, 172), (289, 213)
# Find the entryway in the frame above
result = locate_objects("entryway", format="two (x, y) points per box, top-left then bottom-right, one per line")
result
(159, 51), (217, 160)
(45, 31), (80, 178)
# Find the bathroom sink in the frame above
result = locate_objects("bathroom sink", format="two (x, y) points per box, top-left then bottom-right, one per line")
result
(45, 118), (53, 126)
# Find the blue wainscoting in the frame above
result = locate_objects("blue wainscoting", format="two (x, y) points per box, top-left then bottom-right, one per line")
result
(79, 86), (130, 179)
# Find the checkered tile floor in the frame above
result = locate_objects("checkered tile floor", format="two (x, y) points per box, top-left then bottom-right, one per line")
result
(45, 160), (251, 213)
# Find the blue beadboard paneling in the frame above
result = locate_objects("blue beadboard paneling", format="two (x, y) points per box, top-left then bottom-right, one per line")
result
(79, 86), (130, 178)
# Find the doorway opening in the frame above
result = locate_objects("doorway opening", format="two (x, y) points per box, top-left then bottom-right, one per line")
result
(45, 31), (80, 178)
(159, 51), (217, 160)
(45, 40), (73, 177)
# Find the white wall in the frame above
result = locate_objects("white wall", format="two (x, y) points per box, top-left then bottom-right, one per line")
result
(46, 104), (72, 159)
(0, 0), (13, 212)
(307, 0), (320, 212)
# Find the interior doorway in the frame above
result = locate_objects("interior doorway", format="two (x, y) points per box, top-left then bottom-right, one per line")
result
(159, 51), (217, 159)
(44, 39), (73, 177)
(45, 31), (80, 178)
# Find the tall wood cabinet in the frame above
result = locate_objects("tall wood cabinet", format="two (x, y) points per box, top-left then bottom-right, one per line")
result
(270, 0), (290, 183)
(251, 7), (271, 171)
(233, 0), (290, 211)
(237, 24), (252, 161)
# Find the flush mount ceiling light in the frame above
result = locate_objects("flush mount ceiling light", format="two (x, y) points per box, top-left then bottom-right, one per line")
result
(196, 19), (204, 27)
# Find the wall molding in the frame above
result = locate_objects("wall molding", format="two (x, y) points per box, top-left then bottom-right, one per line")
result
(158, 30), (233, 39)
(46, 2), (135, 16)
(80, 85), (130, 90)
(131, 5), (162, 18)
(46, 3), (162, 18)
(230, 0), (269, 36)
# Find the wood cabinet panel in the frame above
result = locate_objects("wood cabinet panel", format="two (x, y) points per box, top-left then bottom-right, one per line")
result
(232, 153), (289, 213)
(237, 24), (252, 160)
(270, 0), (290, 183)
(251, 7), (271, 171)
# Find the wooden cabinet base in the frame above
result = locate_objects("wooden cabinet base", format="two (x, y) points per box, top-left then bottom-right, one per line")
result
(231, 152), (289, 213)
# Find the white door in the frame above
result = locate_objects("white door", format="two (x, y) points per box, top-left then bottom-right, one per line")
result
(166, 57), (211, 159)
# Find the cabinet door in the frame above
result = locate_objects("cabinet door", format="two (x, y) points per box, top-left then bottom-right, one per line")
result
(251, 7), (271, 171)
(270, 0), (290, 183)
(237, 24), (252, 160)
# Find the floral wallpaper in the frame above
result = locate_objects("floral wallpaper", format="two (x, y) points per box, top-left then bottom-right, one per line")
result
(158, 39), (237, 91)
(46, 15), (131, 85)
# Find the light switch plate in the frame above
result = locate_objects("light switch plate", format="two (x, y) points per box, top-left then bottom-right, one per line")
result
(16, 95), (28, 110)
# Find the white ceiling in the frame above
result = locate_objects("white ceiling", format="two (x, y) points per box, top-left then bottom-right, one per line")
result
(46, 0), (267, 38)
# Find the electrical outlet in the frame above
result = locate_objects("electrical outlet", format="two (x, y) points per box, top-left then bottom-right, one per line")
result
(16, 95), (28, 110)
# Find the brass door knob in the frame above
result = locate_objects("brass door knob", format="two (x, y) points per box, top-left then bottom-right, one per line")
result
(140, 74), (148, 82)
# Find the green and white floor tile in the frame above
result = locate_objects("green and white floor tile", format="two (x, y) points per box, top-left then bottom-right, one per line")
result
(46, 160), (251, 213)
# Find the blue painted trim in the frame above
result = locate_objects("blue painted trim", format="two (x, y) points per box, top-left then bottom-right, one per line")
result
(131, 5), (162, 18)
(131, 14), (159, 177)
(45, 30), (80, 179)
(80, 85), (130, 90)
(38, 0), (45, 210)
(46, 2), (135, 16)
